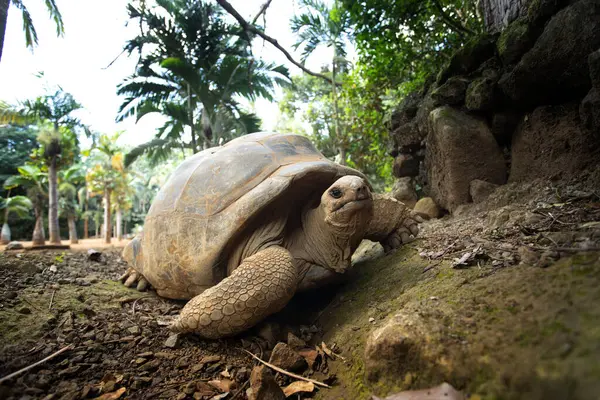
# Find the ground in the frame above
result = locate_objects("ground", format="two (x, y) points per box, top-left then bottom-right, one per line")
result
(0, 177), (599, 400)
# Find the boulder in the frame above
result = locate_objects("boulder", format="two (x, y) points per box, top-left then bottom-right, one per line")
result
(469, 179), (499, 203)
(580, 88), (600, 133)
(499, 0), (600, 107)
(427, 107), (507, 212)
(431, 76), (468, 106)
(527, 0), (570, 31)
(5, 241), (24, 250)
(391, 178), (418, 209)
(465, 77), (496, 111)
(268, 342), (307, 372)
(491, 111), (521, 146)
(496, 18), (534, 67)
(392, 154), (420, 178)
(248, 366), (285, 400)
(415, 90), (438, 137)
(390, 92), (422, 129)
(391, 121), (422, 154)
(364, 311), (436, 382)
(413, 197), (441, 219)
(510, 103), (598, 182)
(590, 49), (600, 90)
(437, 35), (497, 85)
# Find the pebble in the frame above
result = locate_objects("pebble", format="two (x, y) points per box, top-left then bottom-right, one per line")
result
(5, 291), (17, 299)
(164, 333), (179, 348)
(369, 317), (375, 323)
(18, 306), (31, 314)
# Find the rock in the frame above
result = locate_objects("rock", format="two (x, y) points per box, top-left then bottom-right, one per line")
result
(256, 322), (282, 347)
(248, 366), (285, 400)
(465, 77), (496, 111)
(431, 76), (468, 106)
(17, 306), (31, 314)
(590, 49), (600, 90)
(87, 249), (102, 262)
(268, 342), (308, 372)
(391, 121), (422, 154)
(518, 246), (540, 265)
(164, 333), (179, 348)
(390, 91), (422, 129)
(5, 291), (17, 299)
(5, 241), (24, 250)
(139, 359), (161, 371)
(580, 88), (600, 133)
(390, 178), (418, 209)
(413, 197), (441, 219)
(437, 35), (497, 84)
(415, 89), (438, 137)
(496, 18), (534, 66)
(491, 111), (521, 146)
(500, 0), (600, 107)
(372, 383), (464, 400)
(364, 311), (432, 382)
(49, 265), (58, 273)
(510, 103), (598, 183)
(469, 180), (499, 203)
(392, 154), (420, 178)
(427, 107), (506, 212)
(286, 332), (306, 349)
(527, 0), (570, 31)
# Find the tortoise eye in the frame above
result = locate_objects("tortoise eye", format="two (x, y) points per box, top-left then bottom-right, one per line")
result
(330, 188), (343, 199)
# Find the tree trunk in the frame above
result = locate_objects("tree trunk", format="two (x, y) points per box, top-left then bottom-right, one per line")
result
(1, 222), (10, 244)
(0, 0), (9, 63)
(32, 206), (45, 246)
(48, 156), (61, 244)
(116, 208), (123, 241)
(83, 217), (89, 239)
(67, 215), (78, 244)
(187, 83), (198, 153)
(479, 0), (531, 32)
(103, 189), (112, 244)
(331, 49), (345, 165)
(95, 223), (99, 239)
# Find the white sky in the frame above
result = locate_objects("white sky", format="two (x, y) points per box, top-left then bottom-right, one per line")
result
(0, 0), (340, 147)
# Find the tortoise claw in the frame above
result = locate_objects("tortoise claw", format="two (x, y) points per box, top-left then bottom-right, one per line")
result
(120, 268), (150, 292)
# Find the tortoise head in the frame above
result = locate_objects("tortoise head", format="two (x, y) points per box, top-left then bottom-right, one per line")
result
(320, 175), (374, 231)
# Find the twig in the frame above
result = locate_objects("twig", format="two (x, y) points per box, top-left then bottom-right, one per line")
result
(423, 260), (443, 273)
(215, 0), (338, 85)
(250, 0), (273, 25)
(0, 345), (73, 384)
(238, 348), (331, 388)
(48, 290), (56, 310)
(132, 297), (146, 314)
(21, 297), (42, 311)
(231, 379), (250, 400)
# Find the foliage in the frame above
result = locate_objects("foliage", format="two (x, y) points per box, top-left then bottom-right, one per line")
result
(340, 0), (483, 90)
(118, 0), (290, 165)
(85, 133), (125, 197)
(0, 195), (32, 222)
(0, 125), (38, 193)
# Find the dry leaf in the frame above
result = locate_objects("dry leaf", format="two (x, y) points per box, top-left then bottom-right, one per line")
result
(220, 369), (231, 378)
(283, 381), (315, 397)
(298, 348), (320, 369)
(96, 387), (126, 400)
(321, 342), (345, 361)
(208, 379), (234, 392)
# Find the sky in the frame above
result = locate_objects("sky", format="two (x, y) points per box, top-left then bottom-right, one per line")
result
(0, 0), (339, 147)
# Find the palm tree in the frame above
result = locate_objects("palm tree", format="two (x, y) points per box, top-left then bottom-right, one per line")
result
(0, 0), (64, 62)
(0, 194), (32, 243)
(291, 0), (351, 164)
(58, 165), (84, 244)
(4, 164), (48, 245)
(117, 0), (289, 165)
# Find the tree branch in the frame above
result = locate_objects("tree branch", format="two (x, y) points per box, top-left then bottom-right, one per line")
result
(251, 0), (273, 25)
(216, 0), (335, 84)
(431, 0), (475, 36)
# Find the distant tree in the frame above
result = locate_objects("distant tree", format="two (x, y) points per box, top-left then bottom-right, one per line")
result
(0, 125), (38, 194)
(58, 164), (85, 244)
(0, 194), (32, 243)
(4, 164), (46, 244)
(0, 0), (64, 62)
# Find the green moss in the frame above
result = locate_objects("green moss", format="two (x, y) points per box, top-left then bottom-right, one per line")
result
(496, 18), (533, 65)
(316, 247), (600, 400)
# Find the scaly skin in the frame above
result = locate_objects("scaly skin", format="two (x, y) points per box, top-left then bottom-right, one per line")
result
(170, 246), (297, 338)
(365, 194), (422, 252)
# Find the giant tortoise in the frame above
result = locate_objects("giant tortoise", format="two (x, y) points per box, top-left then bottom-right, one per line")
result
(121, 132), (420, 338)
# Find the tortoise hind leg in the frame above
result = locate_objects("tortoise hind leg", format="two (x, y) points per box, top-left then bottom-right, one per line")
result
(171, 246), (297, 339)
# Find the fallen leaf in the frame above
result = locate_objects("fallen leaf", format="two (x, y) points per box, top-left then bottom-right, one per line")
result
(96, 387), (126, 400)
(321, 342), (345, 360)
(220, 368), (231, 378)
(283, 381), (315, 397)
(210, 393), (229, 400)
(208, 379), (234, 392)
(298, 348), (320, 369)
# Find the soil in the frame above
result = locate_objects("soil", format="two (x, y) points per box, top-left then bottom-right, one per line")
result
(1, 176), (599, 400)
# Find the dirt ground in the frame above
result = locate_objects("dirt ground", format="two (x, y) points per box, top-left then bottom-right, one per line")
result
(1, 176), (599, 400)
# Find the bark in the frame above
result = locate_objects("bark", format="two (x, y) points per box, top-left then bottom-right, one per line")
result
(48, 156), (61, 244)
(103, 189), (112, 244)
(67, 215), (78, 244)
(188, 83), (198, 153)
(479, 0), (530, 32)
(1, 223), (10, 244)
(83, 217), (89, 239)
(116, 208), (123, 241)
(331, 48), (346, 165)
(95, 223), (99, 239)
(0, 0), (9, 63)
(32, 206), (45, 246)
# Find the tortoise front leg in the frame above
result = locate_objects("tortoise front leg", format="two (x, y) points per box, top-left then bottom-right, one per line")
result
(170, 246), (297, 339)
(364, 194), (422, 252)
